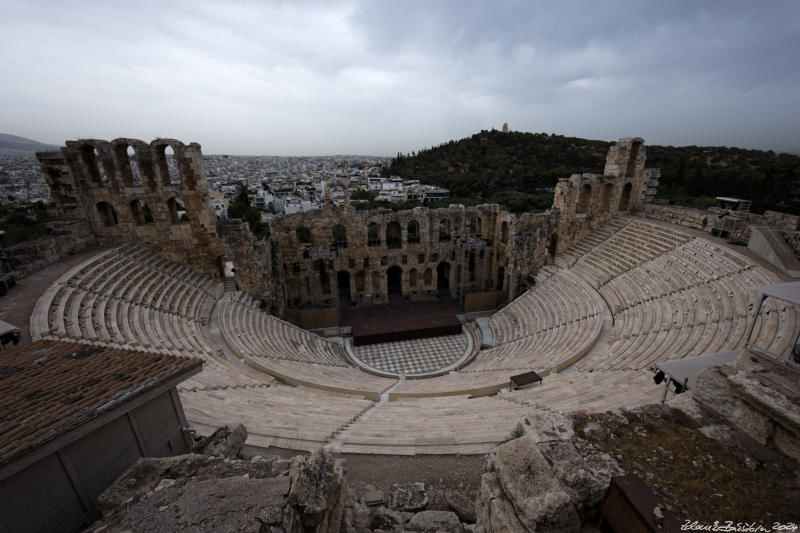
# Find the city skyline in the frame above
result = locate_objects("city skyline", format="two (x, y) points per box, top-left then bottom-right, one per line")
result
(2, 1), (799, 156)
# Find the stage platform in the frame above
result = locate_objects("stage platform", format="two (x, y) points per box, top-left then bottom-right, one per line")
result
(342, 299), (463, 346)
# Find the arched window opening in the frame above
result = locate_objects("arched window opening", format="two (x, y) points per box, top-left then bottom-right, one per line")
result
(371, 271), (381, 292)
(296, 226), (312, 244)
(476, 217), (482, 235)
(501, 221), (509, 244)
(439, 219), (451, 241)
(127, 146), (141, 186)
(367, 223), (380, 246)
(81, 145), (107, 185)
(317, 261), (331, 295)
(167, 197), (187, 224)
(386, 222), (401, 249)
(409, 268), (418, 288)
(625, 141), (642, 177)
(577, 184), (592, 214)
(96, 202), (117, 226)
(424, 268), (433, 287)
(130, 199), (153, 225)
(601, 183), (615, 212)
(164, 145), (180, 185)
(468, 251), (476, 282)
(407, 220), (420, 243)
(619, 182), (633, 211)
(332, 224), (347, 248)
(355, 272), (366, 293)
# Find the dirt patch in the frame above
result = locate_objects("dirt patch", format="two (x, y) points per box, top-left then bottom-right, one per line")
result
(573, 405), (800, 523)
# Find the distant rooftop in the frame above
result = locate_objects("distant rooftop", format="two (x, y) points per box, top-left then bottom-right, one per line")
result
(0, 340), (202, 468)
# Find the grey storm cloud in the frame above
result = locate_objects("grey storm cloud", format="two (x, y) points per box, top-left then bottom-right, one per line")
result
(1, 0), (799, 155)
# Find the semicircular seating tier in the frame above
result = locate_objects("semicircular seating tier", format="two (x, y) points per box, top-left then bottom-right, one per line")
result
(554, 218), (799, 372)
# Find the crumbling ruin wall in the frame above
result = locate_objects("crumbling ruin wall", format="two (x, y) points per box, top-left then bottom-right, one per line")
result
(33, 135), (659, 316)
(37, 138), (222, 278)
(270, 203), (514, 309)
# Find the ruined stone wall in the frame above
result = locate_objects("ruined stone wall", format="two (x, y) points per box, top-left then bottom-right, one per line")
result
(34, 135), (659, 317)
(270, 204), (514, 309)
(3, 220), (97, 279)
(37, 138), (222, 277)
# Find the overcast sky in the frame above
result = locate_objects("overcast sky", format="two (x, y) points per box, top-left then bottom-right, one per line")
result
(2, 1), (799, 155)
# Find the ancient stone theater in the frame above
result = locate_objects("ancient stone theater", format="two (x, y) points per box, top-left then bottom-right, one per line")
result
(12, 135), (798, 456)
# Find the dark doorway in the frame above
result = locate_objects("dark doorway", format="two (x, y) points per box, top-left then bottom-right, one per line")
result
(386, 222), (402, 249)
(619, 182), (633, 211)
(548, 233), (559, 258)
(497, 266), (505, 291)
(337, 271), (351, 305)
(437, 261), (450, 296)
(387, 266), (403, 298)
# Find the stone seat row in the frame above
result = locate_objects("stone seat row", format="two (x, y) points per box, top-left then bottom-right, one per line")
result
(181, 382), (375, 451)
(57, 245), (217, 323)
(555, 217), (628, 268)
(30, 246), (281, 396)
(467, 316), (603, 373)
(487, 270), (602, 344)
(498, 369), (660, 413)
(338, 395), (538, 455)
(219, 298), (349, 366)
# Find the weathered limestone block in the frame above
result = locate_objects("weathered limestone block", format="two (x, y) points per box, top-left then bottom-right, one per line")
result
(520, 409), (575, 443)
(285, 450), (346, 533)
(389, 481), (428, 511)
(489, 436), (580, 532)
(476, 470), (527, 533)
(193, 423), (248, 458)
(407, 510), (463, 532)
(693, 368), (772, 444)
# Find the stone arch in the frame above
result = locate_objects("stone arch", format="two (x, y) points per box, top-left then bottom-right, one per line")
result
(150, 139), (187, 188)
(424, 268), (433, 287)
(96, 201), (118, 226)
(577, 183), (592, 214)
(625, 140), (642, 177)
(130, 199), (154, 225)
(386, 221), (402, 248)
(439, 219), (451, 241)
(325, 178), (351, 209)
(387, 265), (402, 296)
(355, 271), (365, 293)
(367, 222), (380, 246)
(619, 182), (633, 211)
(601, 183), (615, 212)
(332, 224), (347, 247)
(79, 142), (110, 186)
(111, 139), (150, 188)
(167, 196), (188, 224)
(407, 220), (420, 243)
(501, 221), (509, 244)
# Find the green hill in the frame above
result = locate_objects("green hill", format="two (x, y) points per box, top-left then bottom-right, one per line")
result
(384, 130), (800, 215)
